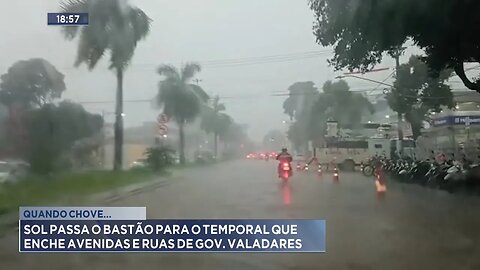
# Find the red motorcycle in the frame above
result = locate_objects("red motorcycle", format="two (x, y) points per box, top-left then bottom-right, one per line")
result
(278, 161), (293, 181)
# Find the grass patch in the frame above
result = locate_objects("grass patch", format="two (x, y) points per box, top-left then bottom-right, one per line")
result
(0, 169), (162, 215)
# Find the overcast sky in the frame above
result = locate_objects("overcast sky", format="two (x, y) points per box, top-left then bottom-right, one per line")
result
(0, 0), (435, 140)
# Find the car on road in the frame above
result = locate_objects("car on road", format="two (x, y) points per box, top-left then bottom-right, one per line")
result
(130, 159), (148, 169)
(0, 161), (10, 183)
(0, 160), (30, 184)
(269, 151), (277, 158)
(195, 150), (215, 163)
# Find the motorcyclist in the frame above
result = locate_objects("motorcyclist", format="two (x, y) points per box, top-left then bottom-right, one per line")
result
(276, 148), (293, 176)
(276, 148), (293, 162)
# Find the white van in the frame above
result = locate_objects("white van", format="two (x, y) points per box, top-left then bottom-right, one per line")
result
(314, 138), (417, 171)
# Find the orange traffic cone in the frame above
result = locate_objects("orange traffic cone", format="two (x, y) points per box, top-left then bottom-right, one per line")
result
(360, 162), (364, 172)
(375, 166), (387, 193)
(317, 164), (322, 176)
(333, 167), (339, 181)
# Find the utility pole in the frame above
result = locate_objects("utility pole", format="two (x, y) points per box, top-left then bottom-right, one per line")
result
(213, 95), (220, 158)
(390, 47), (406, 155)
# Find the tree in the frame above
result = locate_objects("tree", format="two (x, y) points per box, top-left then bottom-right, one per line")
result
(200, 96), (232, 158)
(309, 0), (480, 92)
(0, 58), (66, 108)
(386, 55), (454, 138)
(156, 63), (209, 164)
(282, 82), (319, 152)
(284, 80), (374, 150)
(220, 122), (252, 158)
(25, 101), (103, 173)
(286, 122), (306, 152)
(0, 106), (7, 154)
(0, 58), (66, 157)
(283, 82), (319, 121)
(318, 80), (375, 129)
(60, 0), (151, 170)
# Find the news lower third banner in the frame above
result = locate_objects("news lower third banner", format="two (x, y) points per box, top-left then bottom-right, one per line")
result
(19, 207), (326, 253)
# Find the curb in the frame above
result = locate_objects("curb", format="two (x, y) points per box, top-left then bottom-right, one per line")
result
(0, 174), (177, 237)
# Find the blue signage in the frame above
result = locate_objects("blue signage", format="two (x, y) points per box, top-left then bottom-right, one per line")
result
(432, 115), (480, 127)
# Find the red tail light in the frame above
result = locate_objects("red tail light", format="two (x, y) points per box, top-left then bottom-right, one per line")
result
(282, 163), (290, 170)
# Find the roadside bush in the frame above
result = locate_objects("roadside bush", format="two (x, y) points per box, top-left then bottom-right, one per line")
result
(144, 146), (176, 171)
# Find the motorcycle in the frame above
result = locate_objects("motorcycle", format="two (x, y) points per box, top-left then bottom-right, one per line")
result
(362, 158), (376, 177)
(362, 164), (375, 176)
(426, 161), (452, 188)
(278, 161), (293, 181)
(409, 160), (432, 185)
(363, 153), (480, 195)
(465, 163), (480, 194)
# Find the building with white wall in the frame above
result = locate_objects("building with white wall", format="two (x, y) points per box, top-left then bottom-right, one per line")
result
(419, 91), (480, 160)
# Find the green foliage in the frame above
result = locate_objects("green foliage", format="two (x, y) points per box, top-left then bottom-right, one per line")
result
(156, 63), (208, 125)
(282, 81), (319, 121)
(60, 0), (151, 70)
(287, 121), (308, 151)
(200, 96), (233, 157)
(0, 59), (66, 157)
(282, 82), (320, 150)
(218, 122), (252, 158)
(25, 101), (103, 174)
(0, 58), (66, 108)
(156, 63), (208, 164)
(284, 80), (374, 149)
(200, 97), (231, 136)
(386, 55), (454, 138)
(0, 170), (157, 216)
(0, 106), (7, 151)
(309, 0), (480, 92)
(317, 80), (374, 129)
(144, 146), (175, 171)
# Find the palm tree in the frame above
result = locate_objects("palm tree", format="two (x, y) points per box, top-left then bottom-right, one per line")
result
(200, 95), (232, 158)
(156, 63), (209, 164)
(60, 0), (151, 170)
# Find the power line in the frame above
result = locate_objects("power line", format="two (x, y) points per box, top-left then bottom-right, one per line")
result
(201, 50), (332, 65)
(368, 70), (396, 94)
(77, 99), (153, 104)
(203, 52), (332, 68)
(0, 50), (335, 72)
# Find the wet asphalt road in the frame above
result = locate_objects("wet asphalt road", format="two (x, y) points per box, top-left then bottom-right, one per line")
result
(2, 160), (480, 270)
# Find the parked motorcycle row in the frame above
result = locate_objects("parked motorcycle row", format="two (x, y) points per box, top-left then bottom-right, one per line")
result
(362, 156), (480, 195)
